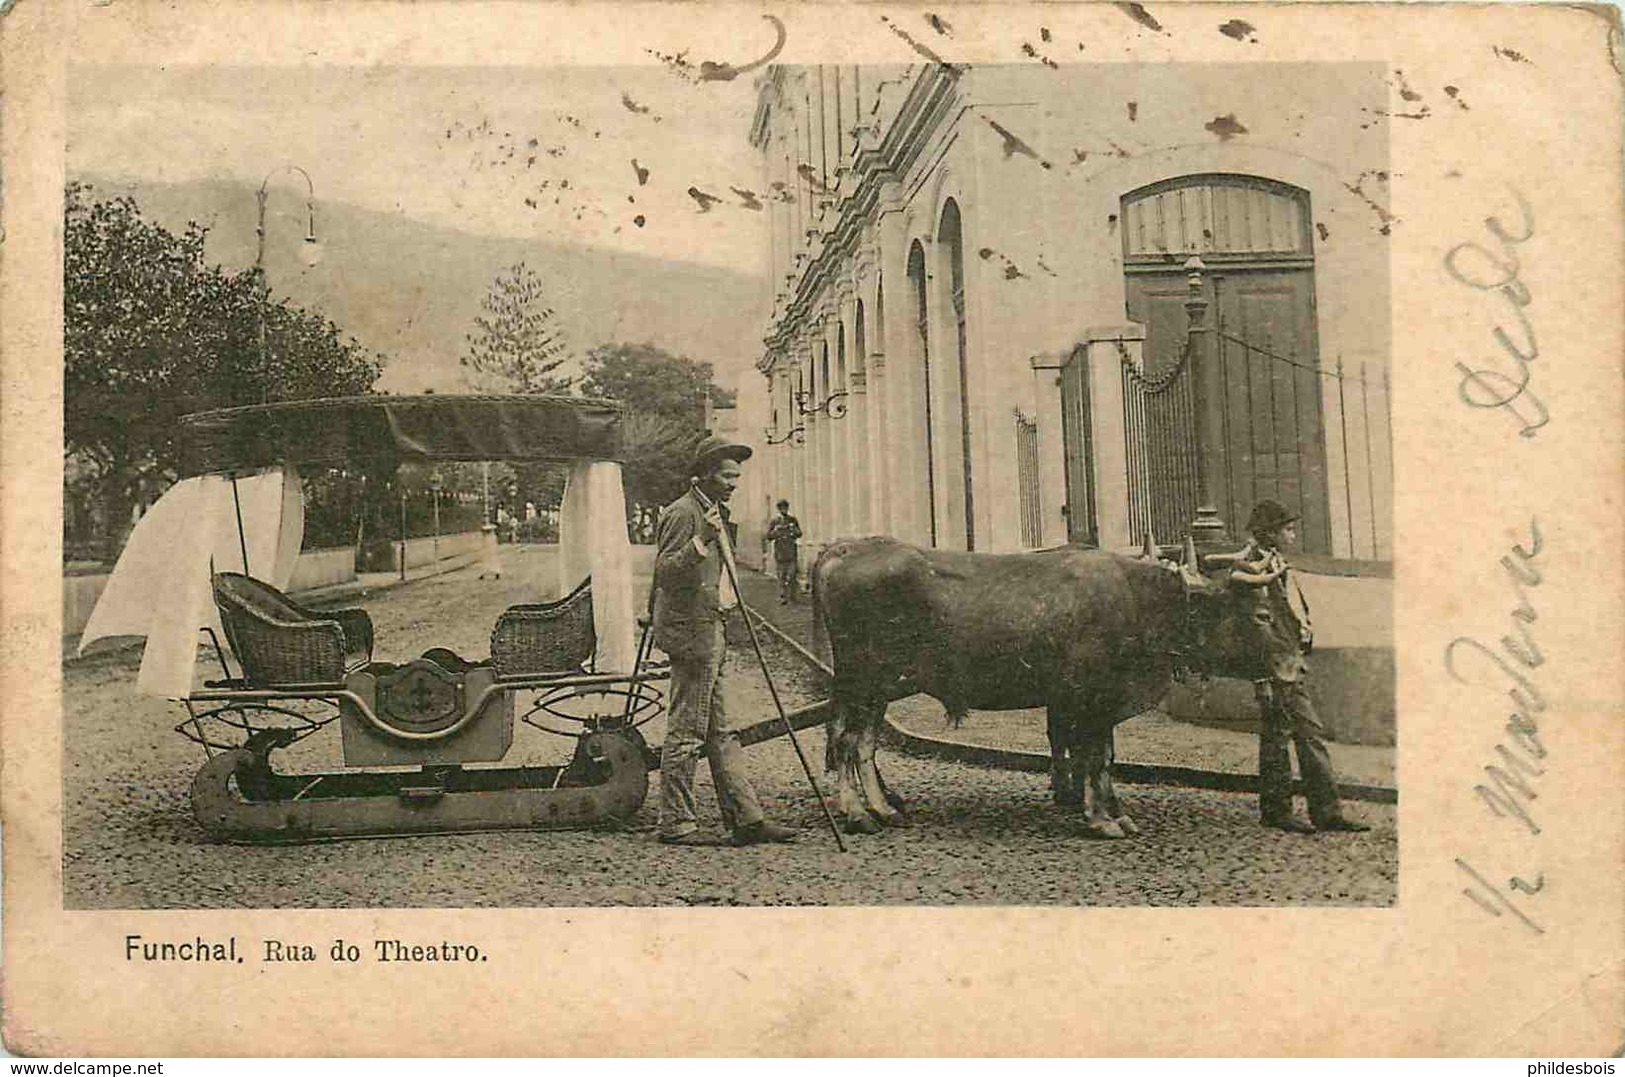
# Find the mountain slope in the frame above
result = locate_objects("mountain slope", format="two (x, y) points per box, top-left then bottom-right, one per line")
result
(72, 176), (771, 394)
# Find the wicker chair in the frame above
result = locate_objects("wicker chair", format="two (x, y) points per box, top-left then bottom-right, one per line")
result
(490, 576), (596, 678)
(212, 573), (375, 687)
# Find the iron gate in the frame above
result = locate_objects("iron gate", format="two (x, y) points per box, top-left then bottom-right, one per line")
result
(1120, 336), (1202, 546)
(1015, 410), (1042, 548)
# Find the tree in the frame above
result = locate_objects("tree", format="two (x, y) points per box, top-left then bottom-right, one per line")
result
(64, 182), (384, 554)
(460, 262), (575, 394)
(580, 342), (738, 513)
(579, 341), (736, 418)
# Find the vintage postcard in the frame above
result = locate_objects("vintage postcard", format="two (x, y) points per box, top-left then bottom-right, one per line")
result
(2, 0), (1621, 1057)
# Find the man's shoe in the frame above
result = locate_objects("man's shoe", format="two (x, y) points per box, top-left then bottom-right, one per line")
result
(1316, 817), (1371, 833)
(730, 821), (798, 846)
(658, 830), (712, 846)
(1262, 817), (1316, 834)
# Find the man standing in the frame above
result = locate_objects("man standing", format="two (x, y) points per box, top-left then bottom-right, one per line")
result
(1230, 499), (1370, 835)
(765, 499), (802, 604)
(651, 436), (799, 847)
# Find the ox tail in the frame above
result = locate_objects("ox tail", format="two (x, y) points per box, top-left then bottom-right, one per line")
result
(809, 545), (838, 776)
(809, 547), (828, 668)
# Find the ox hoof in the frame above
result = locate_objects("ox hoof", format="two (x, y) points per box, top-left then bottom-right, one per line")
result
(1114, 815), (1140, 838)
(1083, 819), (1127, 840)
(843, 814), (884, 836)
(876, 810), (912, 829)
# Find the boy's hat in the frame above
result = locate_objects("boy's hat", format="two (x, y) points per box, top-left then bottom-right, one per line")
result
(776, 499), (790, 509)
(1246, 499), (1300, 534)
(692, 434), (753, 474)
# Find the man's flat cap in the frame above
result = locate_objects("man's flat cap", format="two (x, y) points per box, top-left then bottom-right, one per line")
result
(693, 434), (753, 473)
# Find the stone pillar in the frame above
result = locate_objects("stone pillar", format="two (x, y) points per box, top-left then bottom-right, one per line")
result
(844, 263), (871, 535)
(1085, 325), (1143, 551)
(1028, 350), (1071, 549)
(835, 280), (859, 538)
(865, 335), (890, 536)
(924, 234), (961, 549)
(809, 320), (832, 552)
(857, 232), (891, 537)
(772, 365), (793, 522)
(877, 208), (922, 546)
(792, 337), (813, 556)
(846, 365), (869, 535)
(819, 308), (841, 543)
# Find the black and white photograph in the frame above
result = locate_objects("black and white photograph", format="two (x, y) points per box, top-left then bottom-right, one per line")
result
(5, 0), (1622, 1058)
(58, 51), (1398, 908)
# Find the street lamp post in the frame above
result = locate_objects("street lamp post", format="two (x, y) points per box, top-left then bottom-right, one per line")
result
(430, 470), (444, 574)
(255, 165), (324, 403)
(398, 487), (408, 582)
(1182, 255), (1228, 548)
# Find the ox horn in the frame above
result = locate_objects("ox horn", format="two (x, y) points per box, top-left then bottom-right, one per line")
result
(1178, 534), (1213, 590)
(1141, 529), (1158, 560)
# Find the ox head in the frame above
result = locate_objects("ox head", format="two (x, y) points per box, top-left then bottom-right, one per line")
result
(1146, 534), (1274, 683)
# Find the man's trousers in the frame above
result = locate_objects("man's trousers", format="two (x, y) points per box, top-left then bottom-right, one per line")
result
(1255, 678), (1345, 826)
(775, 558), (799, 602)
(658, 619), (766, 838)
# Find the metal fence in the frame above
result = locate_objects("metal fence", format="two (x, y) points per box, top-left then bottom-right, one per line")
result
(1215, 330), (1391, 560)
(1120, 337), (1202, 547)
(1014, 409), (1043, 548)
(1327, 353), (1392, 561)
(1120, 331), (1392, 560)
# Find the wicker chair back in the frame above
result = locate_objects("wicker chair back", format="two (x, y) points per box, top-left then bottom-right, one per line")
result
(490, 576), (596, 678)
(212, 573), (373, 686)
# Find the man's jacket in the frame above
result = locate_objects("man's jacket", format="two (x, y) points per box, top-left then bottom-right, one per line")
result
(651, 488), (728, 660)
(766, 513), (801, 563)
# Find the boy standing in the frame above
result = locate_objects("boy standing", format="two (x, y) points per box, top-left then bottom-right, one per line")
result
(1229, 500), (1370, 835)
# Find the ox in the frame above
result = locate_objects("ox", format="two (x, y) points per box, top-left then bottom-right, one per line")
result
(811, 535), (1266, 837)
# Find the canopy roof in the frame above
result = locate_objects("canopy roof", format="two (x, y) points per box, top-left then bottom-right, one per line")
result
(178, 394), (625, 476)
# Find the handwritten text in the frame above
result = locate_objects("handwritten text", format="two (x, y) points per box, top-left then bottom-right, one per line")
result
(1446, 519), (1548, 933)
(1445, 187), (1548, 438)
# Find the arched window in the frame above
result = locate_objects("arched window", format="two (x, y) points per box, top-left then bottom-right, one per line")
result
(874, 278), (885, 349)
(854, 299), (866, 374)
(938, 199), (974, 550)
(836, 322), (847, 393)
(907, 240), (937, 546)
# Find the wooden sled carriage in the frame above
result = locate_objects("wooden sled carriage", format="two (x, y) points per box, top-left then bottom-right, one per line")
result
(82, 395), (669, 844)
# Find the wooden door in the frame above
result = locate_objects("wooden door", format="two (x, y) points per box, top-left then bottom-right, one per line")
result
(1125, 267), (1332, 553)
(1211, 268), (1331, 554)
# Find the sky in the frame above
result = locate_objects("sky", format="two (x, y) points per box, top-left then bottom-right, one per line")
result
(67, 63), (771, 276)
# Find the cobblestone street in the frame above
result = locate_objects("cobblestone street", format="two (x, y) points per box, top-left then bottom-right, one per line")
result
(63, 545), (1395, 909)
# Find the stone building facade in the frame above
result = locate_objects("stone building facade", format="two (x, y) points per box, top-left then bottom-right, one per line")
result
(731, 62), (1392, 575)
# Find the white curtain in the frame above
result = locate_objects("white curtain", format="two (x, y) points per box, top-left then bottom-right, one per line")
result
(557, 461), (635, 673)
(79, 466), (305, 698)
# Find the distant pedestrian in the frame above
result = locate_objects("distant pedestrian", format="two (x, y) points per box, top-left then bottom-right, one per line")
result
(765, 499), (802, 604)
(1230, 499), (1370, 835)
